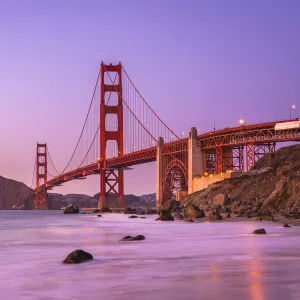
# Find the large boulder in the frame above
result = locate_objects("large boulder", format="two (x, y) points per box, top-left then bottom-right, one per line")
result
(183, 204), (205, 219)
(209, 212), (223, 221)
(169, 200), (181, 212)
(63, 250), (93, 264)
(128, 215), (138, 219)
(210, 193), (228, 209)
(158, 209), (174, 221)
(120, 235), (145, 241)
(64, 204), (79, 214)
(174, 212), (184, 220)
(253, 228), (267, 234)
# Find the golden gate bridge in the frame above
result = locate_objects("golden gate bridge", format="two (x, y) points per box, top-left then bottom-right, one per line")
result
(22, 62), (300, 210)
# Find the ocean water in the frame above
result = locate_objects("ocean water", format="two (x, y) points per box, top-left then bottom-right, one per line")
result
(0, 211), (299, 300)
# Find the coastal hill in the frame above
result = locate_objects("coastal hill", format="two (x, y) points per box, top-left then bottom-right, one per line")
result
(182, 145), (300, 219)
(0, 176), (33, 209)
(0, 174), (156, 209)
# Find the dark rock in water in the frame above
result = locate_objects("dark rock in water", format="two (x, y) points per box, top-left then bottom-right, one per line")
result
(120, 235), (145, 241)
(155, 217), (160, 221)
(253, 228), (267, 234)
(97, 215), (102, 217)
(158, 209), (174, 221)
(209, 212), (223, 221)
(185, 219), (194, 222)
(124, 207), (137, 214)
(100, 207), (112, 213)
(64, 204), (79, 214)
(92, 209), (101, 213)
(183, 204), (205, 219)
(226, 213), (231, 218)
(139, 217), (146, 219)
(283, 224), (291, 228)
(63, 249), (93, 264)
(128, 215), (138, 219)
(174, 212), (184, 220)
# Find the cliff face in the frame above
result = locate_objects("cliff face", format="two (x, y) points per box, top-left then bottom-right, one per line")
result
(182, 145), (300, 218)
(0, 176), (33, 210)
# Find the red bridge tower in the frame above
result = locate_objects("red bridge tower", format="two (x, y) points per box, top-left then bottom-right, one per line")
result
(35, 143), (48, 209)
(98, 62), (125, 209)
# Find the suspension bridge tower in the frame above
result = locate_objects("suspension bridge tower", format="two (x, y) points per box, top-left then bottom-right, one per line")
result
(35, 143), (48, 209)
(98, 62), (125, 209)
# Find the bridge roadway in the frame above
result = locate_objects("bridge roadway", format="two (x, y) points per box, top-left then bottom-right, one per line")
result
(40, 119), (300, 192)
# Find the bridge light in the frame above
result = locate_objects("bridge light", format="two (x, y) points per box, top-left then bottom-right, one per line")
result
(290, 105), (296, 120)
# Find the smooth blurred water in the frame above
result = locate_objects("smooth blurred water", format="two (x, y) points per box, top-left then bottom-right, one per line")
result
(0, 211), (300, 300)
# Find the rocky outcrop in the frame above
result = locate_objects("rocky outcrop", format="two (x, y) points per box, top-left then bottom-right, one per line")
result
(253, 228), (266, 234)
(120, 235), (145, 241)
(63, 250), (93, 264)
(182, 145), (300, 219)
(158, 209), (174, 221)
(183, 204), (205, 219)
(209, 212), (223, 221)
(63, 204), (79, 214)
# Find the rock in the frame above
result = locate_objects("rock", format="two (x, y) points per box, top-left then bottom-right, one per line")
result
(226, 213), (231, 218)
(120, 235), (145, 241)
(211, 193), (228, 208)
(124, 207), (137, 214)
(174, 212), (184, 220)
(139, 217), (146, 219)
(155, 217), (160, 221)
(80, 212), (88, 214)
(283, 224), (291, 228)
(253, 228), (267, 234)
(169, 199), (180, 212)
(209, 212), (223, 221)
(63, 250), (93, 264)
(92, 209), (101, 213)
(64, 204), (79, 214)
(128, 215), (138, 219)
(183, 204), (205, 219)
(158, 209), (174, 221)
(100, 207), (112, 213)
(97, 215), (102, 217)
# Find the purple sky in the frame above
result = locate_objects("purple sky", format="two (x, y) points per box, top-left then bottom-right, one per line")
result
(1, 0), (300, 196)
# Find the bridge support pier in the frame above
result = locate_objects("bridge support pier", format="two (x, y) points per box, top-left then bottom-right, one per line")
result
(156, 137), (164, 209)
(188, 127), (205, 194)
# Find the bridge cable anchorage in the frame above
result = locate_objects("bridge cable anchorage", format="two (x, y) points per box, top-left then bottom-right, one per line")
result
(122, 66), (180, 140)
